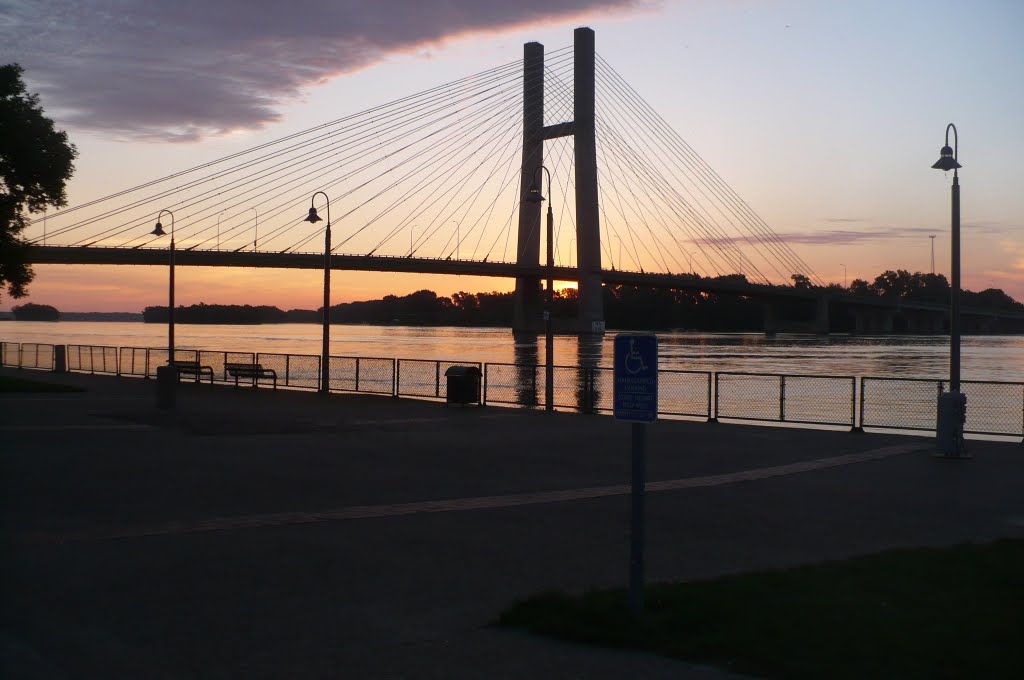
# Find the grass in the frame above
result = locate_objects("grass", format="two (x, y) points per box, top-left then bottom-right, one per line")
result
(0, 374), (85, 393)
(497, 539), (1024, 679)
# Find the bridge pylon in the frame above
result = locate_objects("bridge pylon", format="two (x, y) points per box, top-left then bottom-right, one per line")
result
(512, 27), (605, 335)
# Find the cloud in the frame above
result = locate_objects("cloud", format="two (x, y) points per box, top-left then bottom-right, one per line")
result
(1, 0), (650, 142)
(698, 222), (1012, 248)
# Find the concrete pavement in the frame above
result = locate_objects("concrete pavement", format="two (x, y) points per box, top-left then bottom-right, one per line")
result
(3, 367), (1022, 679)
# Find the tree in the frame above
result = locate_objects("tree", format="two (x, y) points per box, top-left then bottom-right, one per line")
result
(790, 273), (812, 289)
(1, 64), (78, 302)
(11, 302), (59, 320)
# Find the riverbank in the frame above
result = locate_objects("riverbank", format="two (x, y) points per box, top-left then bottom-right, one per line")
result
(3, 369), (1023, 678)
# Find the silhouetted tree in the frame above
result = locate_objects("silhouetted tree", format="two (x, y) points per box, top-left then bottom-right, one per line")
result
(1, 64), (78, 302)
(11, 302), (58, 320)
(791, 273), (812, 289)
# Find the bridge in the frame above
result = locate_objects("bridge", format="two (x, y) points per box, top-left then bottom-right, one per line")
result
(24, 28), (1022, 334)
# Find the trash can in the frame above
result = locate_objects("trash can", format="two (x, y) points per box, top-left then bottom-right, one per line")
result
(445, 366), (481, 405)
(155, 364), (177, 409)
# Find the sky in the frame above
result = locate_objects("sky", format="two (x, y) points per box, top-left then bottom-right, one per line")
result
(2, 0), (1022, 312)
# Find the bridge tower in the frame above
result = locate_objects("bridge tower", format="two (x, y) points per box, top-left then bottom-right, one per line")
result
(512, 27), (605, 335)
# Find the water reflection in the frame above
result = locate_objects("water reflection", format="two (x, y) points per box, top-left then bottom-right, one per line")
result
(512, 333), (539, 407)
(575, 334), (604, 412)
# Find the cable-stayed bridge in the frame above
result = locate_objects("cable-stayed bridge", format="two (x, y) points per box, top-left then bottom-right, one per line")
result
(25, 28), (1021, 334)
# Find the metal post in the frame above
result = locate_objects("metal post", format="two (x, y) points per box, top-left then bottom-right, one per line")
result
(629, 421), (646, 614)
(780, 375), (786, 422)
(545, 202), (554, 411)
(169, 237), (175, 363)
(950, 173), (960, 393)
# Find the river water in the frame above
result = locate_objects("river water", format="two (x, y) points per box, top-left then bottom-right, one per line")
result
(3, 321), (1023, 383)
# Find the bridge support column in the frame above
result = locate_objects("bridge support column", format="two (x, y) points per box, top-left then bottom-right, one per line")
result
(763, 301), (777, 337)
(574, 27), (605, 335)
(512, 41), (545, 335)
(814, 294), (830, 335)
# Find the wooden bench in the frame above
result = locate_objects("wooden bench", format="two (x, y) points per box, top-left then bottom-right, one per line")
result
(224, 362), (277, 389)
(172, 361), (214, 383)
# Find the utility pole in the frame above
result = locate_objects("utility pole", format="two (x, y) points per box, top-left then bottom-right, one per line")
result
(930, 235), (936, 274)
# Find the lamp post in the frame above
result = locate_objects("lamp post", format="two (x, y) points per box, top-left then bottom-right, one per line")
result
(932, 123), (967, 458)
(929, 235), (936, 274)
(303, 192), (332, 395)
(840, 263), (847, 289)
(150, 209), (176, 363)
(252, 208), (258, 251)
(526, 166), (555, 411)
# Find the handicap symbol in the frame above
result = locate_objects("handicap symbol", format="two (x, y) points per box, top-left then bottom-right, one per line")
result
(623, 338), (648, 375)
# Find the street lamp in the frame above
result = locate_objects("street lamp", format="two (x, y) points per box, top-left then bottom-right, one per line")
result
(929, 235), (936, 274)
(526, 165), (554, 411)
(303, 192), (332, 395)
(840, 263), (847, 289)
(150, 209), (176, 364)
(932, 123), (967, 458)
(252, 208), (258, 251)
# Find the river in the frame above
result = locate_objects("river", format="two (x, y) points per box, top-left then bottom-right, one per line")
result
(3, 321), (1023, 383)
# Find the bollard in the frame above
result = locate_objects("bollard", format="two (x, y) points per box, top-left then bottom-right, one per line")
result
(155, 365), (176, 409)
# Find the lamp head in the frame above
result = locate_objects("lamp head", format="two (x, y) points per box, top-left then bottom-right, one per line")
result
(304, 206), (322, 223)
(931, 145), (961, 171)
(524, 179), (545, 204)
(151, 222), (167, 236)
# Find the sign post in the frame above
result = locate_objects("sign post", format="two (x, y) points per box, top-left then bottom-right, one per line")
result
(613, 333), (658, 615)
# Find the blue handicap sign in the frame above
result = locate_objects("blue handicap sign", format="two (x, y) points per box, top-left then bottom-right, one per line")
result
(614, 334), (658, 422)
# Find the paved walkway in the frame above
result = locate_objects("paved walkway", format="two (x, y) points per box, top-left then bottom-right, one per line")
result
(3, 368), (1023, 679)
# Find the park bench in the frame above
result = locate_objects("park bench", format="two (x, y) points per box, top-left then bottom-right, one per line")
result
(172, 360), (214, 383)
(224, 362), (277, 389)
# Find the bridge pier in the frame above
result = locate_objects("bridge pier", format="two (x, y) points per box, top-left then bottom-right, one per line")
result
(762, 295), (830, 336)
(512, 41), (545, 335)
(573, 27), (605, 335)
(851, 308), (895, 334)
(814, 294), (830, 335)
(512, 29), (605, 336)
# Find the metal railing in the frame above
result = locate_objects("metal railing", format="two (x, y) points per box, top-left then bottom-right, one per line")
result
(861, 376), (1024, 437)
(716, 372), (856, 427)
(396, 358), (481, 401)
(329, 356), (396, 395)
(2, 340), (1022, 437)
(1, 342), (55, 370)
(67, 344), (119, 374)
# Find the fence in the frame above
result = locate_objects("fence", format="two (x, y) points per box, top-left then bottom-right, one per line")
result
(2, 340), (1022, 437)
(861, 377), (1024, 437)
(1, 342), (55, 370)
(397, 359), (482, 401)
(715, 372), (856, 428)
(66, 344), (119, 374)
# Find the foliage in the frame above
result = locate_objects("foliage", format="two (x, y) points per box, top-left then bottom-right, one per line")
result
(790, 273), (812, 289)
(143, 303), (288, 324)
(0, 64), (78, 302)
(11, 302), (59, 320)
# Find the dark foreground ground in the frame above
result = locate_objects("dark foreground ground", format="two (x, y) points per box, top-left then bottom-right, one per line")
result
(2, 368), (1022, 679)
